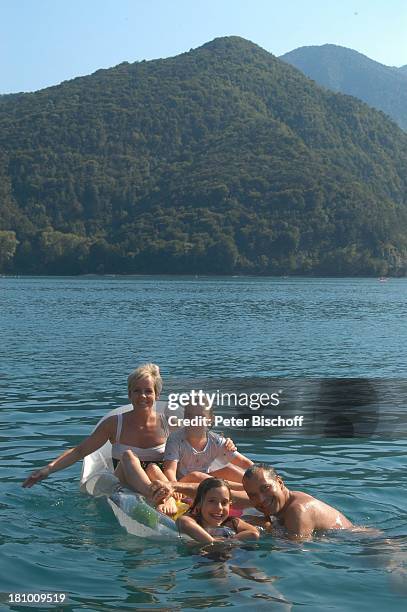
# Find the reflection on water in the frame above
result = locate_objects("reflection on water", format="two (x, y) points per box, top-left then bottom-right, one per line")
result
(1, 277), (407, 610)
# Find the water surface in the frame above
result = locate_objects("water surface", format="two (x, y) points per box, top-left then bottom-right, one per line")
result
(1, 276), (406, 610)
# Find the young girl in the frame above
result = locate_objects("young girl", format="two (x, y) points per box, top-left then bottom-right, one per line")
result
(176, 478), (260, 543)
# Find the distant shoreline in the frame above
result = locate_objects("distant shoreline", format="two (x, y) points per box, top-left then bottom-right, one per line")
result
(0, 273), (399, 279)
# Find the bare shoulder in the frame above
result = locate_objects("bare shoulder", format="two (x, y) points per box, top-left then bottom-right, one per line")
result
(284, 492), (318, 530)
(94, 415), (116, 439)
(287, 491), (315, 514)
(290, 490), (315, 504)
(291, 491), (352, 530)
(99, 415), (116, 429)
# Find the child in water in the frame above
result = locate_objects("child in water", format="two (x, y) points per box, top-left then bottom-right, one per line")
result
(176, 478), (260, 543)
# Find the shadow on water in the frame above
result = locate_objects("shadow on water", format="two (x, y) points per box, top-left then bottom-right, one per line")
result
(107, 538), (294, 611)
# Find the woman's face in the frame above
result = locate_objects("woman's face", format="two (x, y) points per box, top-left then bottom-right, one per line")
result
(129, 375), (156, 411)
(199, 485), (231, 527)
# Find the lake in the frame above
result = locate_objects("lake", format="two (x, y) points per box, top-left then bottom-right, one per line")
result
(1, 276), (406, 610)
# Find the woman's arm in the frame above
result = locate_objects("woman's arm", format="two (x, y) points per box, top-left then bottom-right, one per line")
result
(22, 418), (113, 488)
(177, 515), (214, 543)
(233, 517), (260, 541)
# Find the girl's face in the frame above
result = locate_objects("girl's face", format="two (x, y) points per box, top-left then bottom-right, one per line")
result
(129, 375), (156, 411)
(198, 485), (231, 527)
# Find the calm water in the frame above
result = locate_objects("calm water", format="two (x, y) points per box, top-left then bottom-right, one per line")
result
(1, 276), (406, 611)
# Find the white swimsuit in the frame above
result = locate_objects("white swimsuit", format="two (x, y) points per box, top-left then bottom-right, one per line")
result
(111, 412), (169, 463)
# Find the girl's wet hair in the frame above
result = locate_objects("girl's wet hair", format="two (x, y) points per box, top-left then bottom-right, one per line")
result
(189, 478), (231, 516)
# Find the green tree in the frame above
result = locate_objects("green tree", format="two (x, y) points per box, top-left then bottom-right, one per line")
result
(0, 230), (18, 271)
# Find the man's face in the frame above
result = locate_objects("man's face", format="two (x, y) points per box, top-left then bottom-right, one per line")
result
(243, 471), (284, 516)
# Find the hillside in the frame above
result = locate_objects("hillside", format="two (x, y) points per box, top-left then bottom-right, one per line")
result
(1, 36), (407, 276)
(280, 44), (407, 131)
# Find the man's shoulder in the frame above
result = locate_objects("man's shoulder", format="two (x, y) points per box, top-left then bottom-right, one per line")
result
(290, 490), (315, 506)
(283, 506), (312, 534)
(285, 493), (316, 524)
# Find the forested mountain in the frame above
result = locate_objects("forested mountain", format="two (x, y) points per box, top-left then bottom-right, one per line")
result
(1, 36), (407, 276)
(280, 44), (407, 131)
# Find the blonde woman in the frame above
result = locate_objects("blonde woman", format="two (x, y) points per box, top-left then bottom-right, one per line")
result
(23, 364), (178, 512)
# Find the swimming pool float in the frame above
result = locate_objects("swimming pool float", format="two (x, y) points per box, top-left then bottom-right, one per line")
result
(80, 402), (181, 539)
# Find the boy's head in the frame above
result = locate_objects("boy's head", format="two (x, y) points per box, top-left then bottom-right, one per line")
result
(183, 395), (213, 428)
(127, 363), (162, 398)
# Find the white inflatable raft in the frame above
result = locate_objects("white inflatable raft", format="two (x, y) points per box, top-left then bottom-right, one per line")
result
(80, 402), (180, 539)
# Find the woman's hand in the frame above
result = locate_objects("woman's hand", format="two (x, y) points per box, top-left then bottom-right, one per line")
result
(22, 466), (51, 488)
(224, 438), (237, 452)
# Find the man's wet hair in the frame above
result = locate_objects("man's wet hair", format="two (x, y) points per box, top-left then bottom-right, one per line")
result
(243, 463), (279, 482)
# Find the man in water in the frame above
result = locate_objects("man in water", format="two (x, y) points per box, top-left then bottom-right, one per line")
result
(242, 464), (353, 540)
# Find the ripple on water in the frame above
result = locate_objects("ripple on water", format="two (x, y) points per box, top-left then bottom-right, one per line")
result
(1, 277), (407, 610)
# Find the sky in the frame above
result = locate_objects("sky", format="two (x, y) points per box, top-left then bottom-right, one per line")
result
(2, 0), (407, 94)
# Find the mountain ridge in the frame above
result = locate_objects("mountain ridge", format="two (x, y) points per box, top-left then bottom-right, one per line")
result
(280, 43), (407, 130)
(1, 36), (407, 276)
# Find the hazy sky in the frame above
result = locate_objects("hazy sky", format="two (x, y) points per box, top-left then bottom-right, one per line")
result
(2, 0), (407, 94)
